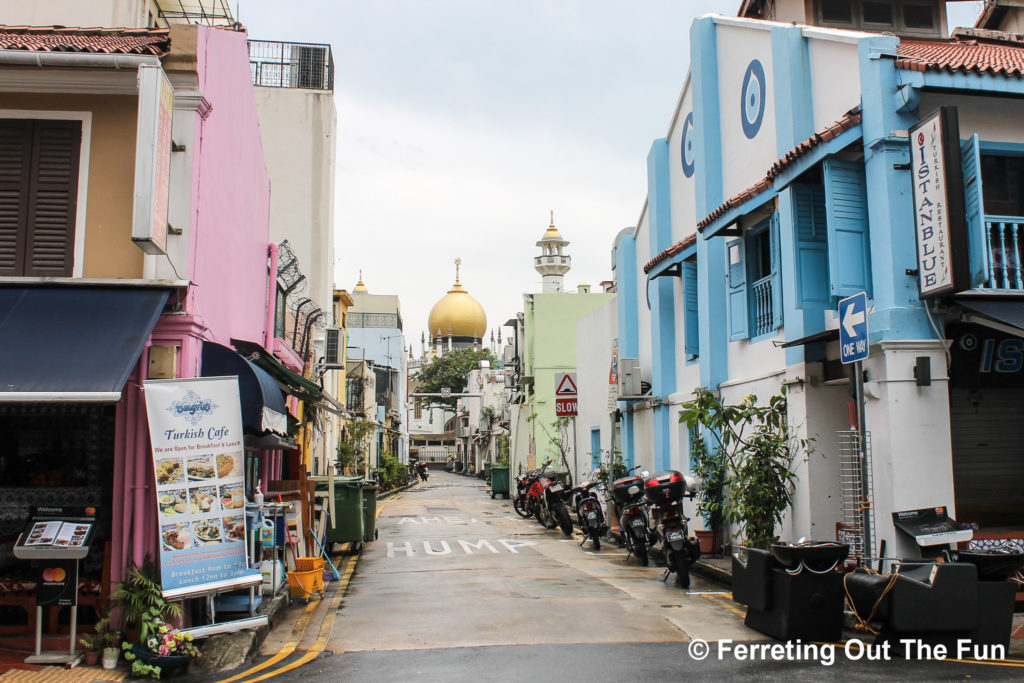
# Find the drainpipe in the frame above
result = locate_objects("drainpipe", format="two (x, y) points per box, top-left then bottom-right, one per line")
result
(266, 242), (280, 347)
(0, 52), (159, 69)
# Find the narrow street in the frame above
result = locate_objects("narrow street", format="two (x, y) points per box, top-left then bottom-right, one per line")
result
(241, 472), (1021, 681)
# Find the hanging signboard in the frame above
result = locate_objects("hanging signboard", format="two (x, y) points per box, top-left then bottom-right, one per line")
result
(143, 377), (250, 594)
(132, 64), (174, 255)
(908, 106), (969, 298)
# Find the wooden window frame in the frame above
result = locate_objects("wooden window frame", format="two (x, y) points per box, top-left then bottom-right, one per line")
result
(0, 110), (91, 278)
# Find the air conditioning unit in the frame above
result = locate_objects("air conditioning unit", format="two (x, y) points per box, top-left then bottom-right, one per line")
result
(324, 328), (342, 366)
(617, 358), (642, 398)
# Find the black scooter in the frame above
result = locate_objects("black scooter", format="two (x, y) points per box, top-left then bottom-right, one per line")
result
(645, 470), (701, 588)
(570, 472), (609, 550)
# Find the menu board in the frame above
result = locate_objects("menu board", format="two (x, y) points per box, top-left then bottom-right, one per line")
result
(144, 377), (251, 593)
(24, 521), (92, 548)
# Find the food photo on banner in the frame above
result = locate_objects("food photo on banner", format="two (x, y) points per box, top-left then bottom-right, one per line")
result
(143, 378), (251, 593)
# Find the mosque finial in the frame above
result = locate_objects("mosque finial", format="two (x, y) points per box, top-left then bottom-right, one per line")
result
(454, 257), (462, 284)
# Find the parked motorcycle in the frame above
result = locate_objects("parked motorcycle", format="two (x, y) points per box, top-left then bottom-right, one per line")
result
(612, 467), (652, 566)
(417, 462), (429, 482)
(512, 461), (548, 519)
(645, 470), (701, 588)
(570, 471), (609, 550)
(514, 460), (573, 535)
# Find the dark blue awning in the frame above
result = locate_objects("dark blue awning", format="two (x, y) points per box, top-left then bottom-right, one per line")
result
(201, 341), (288, 435)
(0, 287), (169, 402)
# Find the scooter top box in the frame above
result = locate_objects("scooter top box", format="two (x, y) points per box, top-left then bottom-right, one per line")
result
(610, 475), (645, 506)
(645, 470), (686, 504)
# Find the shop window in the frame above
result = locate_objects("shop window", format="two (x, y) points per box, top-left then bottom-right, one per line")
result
(980, 155), (1024, 217)
(0, 119), (82, 277)
(902, 2), (935, 29)
(681, 259), (699, 361)
(816, 0), (938, 34)
(862, 1), (893, 25)
(964, 137), (1024, 290)
(726, 216), (782, 341)
(821, 0), (854, 24)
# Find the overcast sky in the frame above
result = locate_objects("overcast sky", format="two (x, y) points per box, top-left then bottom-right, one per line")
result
(239, 1), (984, 351)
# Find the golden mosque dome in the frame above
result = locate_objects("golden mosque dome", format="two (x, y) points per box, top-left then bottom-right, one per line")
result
(428, 258), (487, 340)
(353, 270), (368, 293)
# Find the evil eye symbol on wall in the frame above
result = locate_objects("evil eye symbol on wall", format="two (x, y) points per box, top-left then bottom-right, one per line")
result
(681, 112), (695, 178)
(740, 59), (766, 139)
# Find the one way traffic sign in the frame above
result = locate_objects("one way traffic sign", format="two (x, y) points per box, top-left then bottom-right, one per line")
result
(839, 292), (869, 365)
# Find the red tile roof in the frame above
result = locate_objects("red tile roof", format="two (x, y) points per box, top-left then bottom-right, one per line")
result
(0, 26), (170, 56)
(694, 108), (861, 231)
(641, 108), (862, 275)
(896, 36), (1024, 78)
(642, 233), (697, 275)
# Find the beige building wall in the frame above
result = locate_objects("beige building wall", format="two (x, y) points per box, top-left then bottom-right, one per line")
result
(0, 0), (147, 28)
(255, 87), (337, 318)
(3, 92), (144, 279)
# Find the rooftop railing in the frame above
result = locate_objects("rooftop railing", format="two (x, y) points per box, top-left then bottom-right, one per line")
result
(248, 40), (334, 91)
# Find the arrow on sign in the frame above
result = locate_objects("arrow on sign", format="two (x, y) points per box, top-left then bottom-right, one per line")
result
(842, 304), (865, 338)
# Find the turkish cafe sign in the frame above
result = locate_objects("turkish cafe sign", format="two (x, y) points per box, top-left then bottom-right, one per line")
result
(908, 106), (969, 298)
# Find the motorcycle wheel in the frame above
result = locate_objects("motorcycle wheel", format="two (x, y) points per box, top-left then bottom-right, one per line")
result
(671, 548), (691, 589)
(541, 505), (558, 529)
(634, 535), (648, 567)
(513, 495), (532, 518)
(555, 503), (573, 536)
(590, 534), (601, 551)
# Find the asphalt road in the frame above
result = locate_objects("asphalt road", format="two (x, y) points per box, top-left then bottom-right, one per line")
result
(244, 472), (1024, 681)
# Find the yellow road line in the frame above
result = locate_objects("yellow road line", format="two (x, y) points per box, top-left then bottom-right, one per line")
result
(215, 591), (321, 683)
(700, 591), (746, 617)
(222, 494), (401, 683)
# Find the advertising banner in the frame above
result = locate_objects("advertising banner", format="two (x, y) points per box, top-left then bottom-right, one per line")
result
(908, 106), (969, 298)
(132, 64), (174, 255)
(143, 377), (250, 593)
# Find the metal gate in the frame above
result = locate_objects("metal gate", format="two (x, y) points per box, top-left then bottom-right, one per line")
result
(838, 429), (875, 562)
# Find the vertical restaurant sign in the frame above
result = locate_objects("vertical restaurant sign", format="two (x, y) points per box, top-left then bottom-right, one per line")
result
(908, 106), (969, 298)
(143, 377), (249, 593)
(132, 64), (174, 255)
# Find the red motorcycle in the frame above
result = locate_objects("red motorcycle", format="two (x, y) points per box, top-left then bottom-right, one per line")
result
(513, 459), (573, 535)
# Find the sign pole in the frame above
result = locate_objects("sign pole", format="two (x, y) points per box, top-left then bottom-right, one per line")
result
(854, 360), (872, 566)
(571, 416), (578, 487)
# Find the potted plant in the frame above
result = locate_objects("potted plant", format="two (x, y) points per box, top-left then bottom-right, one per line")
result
(122, 616), (198, 679)
(100, 619), (123, 670)
(679, 386), (809, 550)
(688, 432), (726, 555)
(111, 559), (193, 678)
(78, 630), (102, 667)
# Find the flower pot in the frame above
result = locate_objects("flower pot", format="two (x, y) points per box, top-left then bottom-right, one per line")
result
(695, 529), (721, 555)
(83, 650), (100, 666)
(131, 645), (191, 678)
(101, 647), (119, 669)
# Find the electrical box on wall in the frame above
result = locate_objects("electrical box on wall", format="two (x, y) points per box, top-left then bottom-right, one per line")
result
(617, 358), (641, 398)
(148, 345), (178, 379)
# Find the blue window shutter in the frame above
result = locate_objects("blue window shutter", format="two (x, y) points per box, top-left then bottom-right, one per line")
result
(727, 239), (748, 340)
(769, 213), (783, 329)
(823, 158), (872, 297)
(961, 134), (987, 289)
(792, 184), (831, 309)
(682, 260), (699, 358)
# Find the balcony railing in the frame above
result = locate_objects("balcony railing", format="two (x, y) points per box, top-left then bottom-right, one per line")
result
(751, 275), (775, 338)
(248, 40), (334, 90)
(983, 216), (1024, 290)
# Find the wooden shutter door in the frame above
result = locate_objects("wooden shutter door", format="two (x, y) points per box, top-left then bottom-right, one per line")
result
(0, 120), (32, 276)
(25, 120), (81, 277)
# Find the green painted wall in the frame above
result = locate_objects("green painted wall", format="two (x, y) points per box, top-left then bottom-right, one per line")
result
(516, 292), (614, 474)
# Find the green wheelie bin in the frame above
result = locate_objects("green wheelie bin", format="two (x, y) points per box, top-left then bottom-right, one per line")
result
(325, 476), (364, 546)
(361, 481), (379, 542)
(490, 465), (510, 499)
